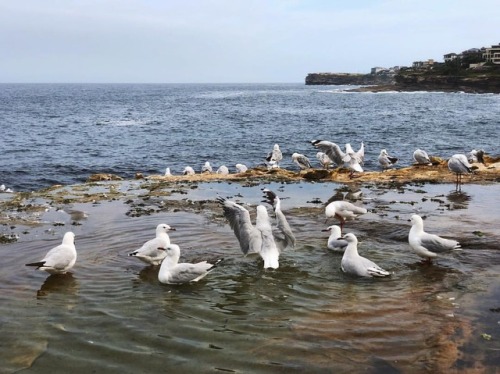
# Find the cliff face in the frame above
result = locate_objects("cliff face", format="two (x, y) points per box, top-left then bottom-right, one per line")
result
(305, 73), (395, 85)
(395, 74), (500, 93)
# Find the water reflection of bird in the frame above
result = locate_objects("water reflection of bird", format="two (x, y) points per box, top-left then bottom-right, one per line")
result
(448, 154), (473, 190)
(322, 225), (347, 252)
(128, 223), (175, 265)
(408, 214), (461, 263)
(157, 244), (223, 284)
(446, 190), (471, 210)
(25, 232), (77, 275)
(37, 273), (78, 298)
(325, 200), (367, 232)
(341, 233), (390, 277)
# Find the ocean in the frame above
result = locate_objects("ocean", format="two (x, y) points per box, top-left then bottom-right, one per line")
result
(1, 83), (499, 191)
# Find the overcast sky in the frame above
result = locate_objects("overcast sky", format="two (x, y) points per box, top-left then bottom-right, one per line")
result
(0, 0), (498, 83)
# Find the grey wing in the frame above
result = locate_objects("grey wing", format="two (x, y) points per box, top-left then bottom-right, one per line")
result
(328, 238), (348, 250)
(169, 263), (212, 283)
(312, 141), (344, 165)
(298, 154), (312, 168)
(273, 209), (296, 251)
(360, 257), (390, 277)
(420, 233), (459, 253)
(218, 198), (261, 254)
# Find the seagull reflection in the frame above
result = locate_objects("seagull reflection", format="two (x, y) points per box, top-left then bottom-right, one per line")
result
(446, 190), (471, 210)
(36, 273), (78, 298)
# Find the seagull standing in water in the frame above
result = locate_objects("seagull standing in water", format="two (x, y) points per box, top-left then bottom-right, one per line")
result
(218, 190), (294, 269)
(322, 225), (347, 252)
(325, 200), (367, 232)
(413, 149), (432, 166)
(25, 232), (77, 275)
(157, 244), (223, 285)
(341, 233), (390, 277)
(448, 154), (473, 190)
(291, 152), (312, 171)
(310, 139), (346, 167)
(408, 214), (461, 263)
(128, 224), (176, 265)
(378, 149), (398, 170)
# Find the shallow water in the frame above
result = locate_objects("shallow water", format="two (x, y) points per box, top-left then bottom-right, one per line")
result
(0, 181), (499, 373)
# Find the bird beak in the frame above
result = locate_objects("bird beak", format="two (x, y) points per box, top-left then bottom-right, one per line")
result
(321, 229), (329, 232)
(157, 247), (166, 251)
(170, 228), (176, 231)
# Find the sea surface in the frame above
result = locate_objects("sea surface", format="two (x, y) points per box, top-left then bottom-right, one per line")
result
(1, 83), (499, 191)
(0, 84), (499, 373)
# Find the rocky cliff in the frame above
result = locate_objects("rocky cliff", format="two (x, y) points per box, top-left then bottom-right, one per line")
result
(394, 73), (500, 93)
(305, 73), (395, 85)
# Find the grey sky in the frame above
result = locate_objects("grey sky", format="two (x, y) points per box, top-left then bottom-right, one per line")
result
(0, 0), (498, 83)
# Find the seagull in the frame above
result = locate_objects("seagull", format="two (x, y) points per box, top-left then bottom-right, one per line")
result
(343, 146), (364, 178)
(183, 166), (195, 175)
(218, 192), (294, 269)
(235, 163), (248, 173)
(316, 152), (332, 169)
(346, 142), (364, 165)
(408, 214), (461, 263)
(157, 244), (223, 284)
(413, 149), (432, 166)
(341, 233), (390, 277)
(216, 165), (229, 175)
(266, 144), (283, 167)
(128, 223), (176, 265)
(325, 200), (367, 231)
(310, 139), (347, 167)
(291, 152), (312, 171)
(467, 149), (485, 164)
(25, 232), (77, 275)
(378, 149), (398, 169)
(164, 167), (172, 177)
(202, 161), (213, 173)
(448, 154), (473, 190)
(322, 225), (347, 252)
(262, 189), (296, 251)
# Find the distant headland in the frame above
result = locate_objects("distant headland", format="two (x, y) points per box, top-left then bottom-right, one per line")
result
(306, 42), (500, 94)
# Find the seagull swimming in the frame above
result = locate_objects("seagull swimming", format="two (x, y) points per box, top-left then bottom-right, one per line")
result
(316, 152), (332, 169)
(408, 214), (461, 263)
(216, 165), (229, 175)
(291, 152), (312, 171)
(202, 161), (213, 173)
(311, 139), (347, 167)
(413, 149), (432, 166)
(25, 232), (77, 275)
(448, 154), (473, 190)
(266, 144), (283, 167)
(218, 191), (294, 269)
(322, 225), (347, 252)
(183, 166), (195, 175)
(325, 200), (367, 231)
(378, 149), (398, 169)
(235, 163), (248, 173)
(128, 223), (176, 265)
(341, 233), (390, 277)
(157, 244), (223, 284)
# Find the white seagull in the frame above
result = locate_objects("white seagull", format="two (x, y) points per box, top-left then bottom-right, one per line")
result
(216, 165), (229, 175)
(235, 163), (248, 173)
(378, 149), (398, 169)
(311, 139), (347, 167)
(413, 149), (432, 166)
(346, 142), (365, 165)
(325, 200), (368, 231)
(164, 167), (172, 177)
(322, 225), (348, 252)
(266, 144), (283, 167)
(157, 244), (223, 285)
(467, 149), (485, 164)
(408, 214), (461, 263)
(202, 161), (213, 173)
(341, 233), (390, 277)
(128, 223), (176, 265)
(218, 191), (295, 269)
(183, 166), (195, 175)
(344, 144), (364, 177)
(448, 154), (473, 189)
(262, 189), (296, 250)
(291, 152), (312, 171)
(316, 152), (332, 169)
(25, 232), (77, 275)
